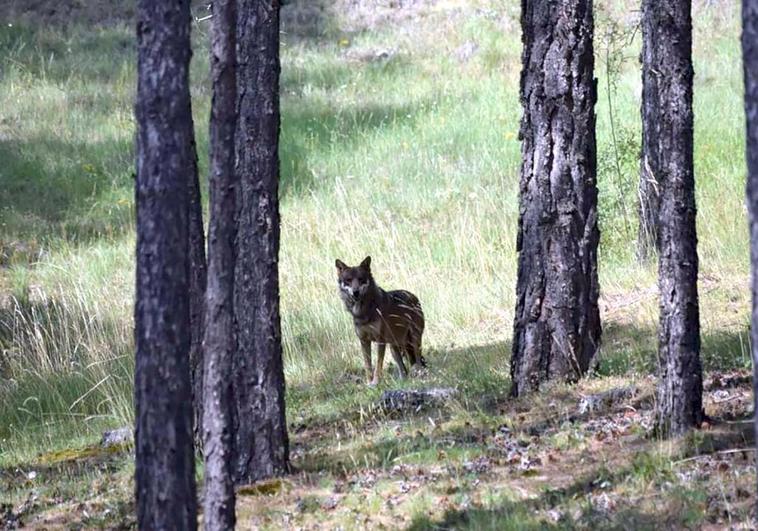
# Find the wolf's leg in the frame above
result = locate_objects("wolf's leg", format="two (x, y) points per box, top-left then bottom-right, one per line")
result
(408, 333), (426, 368)
(390, 344), (408, 379)
(361, 339), (373, 383)
(406, 337), (418, 366)
(371, 343), (386, 385)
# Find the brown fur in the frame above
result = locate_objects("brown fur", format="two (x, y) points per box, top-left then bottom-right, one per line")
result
(336, 256), (425, 385)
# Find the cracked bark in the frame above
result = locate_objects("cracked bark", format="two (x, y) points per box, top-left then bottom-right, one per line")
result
(134, 0), (197, 527)
(232, 0), (289, 484)
(202, 0), (237, 527)
(638, 0), (663, 261)
(189, 80), (208, 453)
(510, 0), (601, 397)
(652, 0), (703, 437)
(742, 1), (758, 486)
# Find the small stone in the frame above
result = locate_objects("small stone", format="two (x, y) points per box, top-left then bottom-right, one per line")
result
(380, 387), (458, 413)
(577, 386), (638, 416)
(101, 427), (133, 448)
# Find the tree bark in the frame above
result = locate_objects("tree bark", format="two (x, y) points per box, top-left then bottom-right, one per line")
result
(189, 68), (208, 453)
(742, 0), (758, 500)
(232, 0), (289, 484)
(202, 0), (237, 528)
(134, 0), (197, 528)
(638, 0), (663, 261)
(510, 0), (601, 397)
(651, 0), (703, 437)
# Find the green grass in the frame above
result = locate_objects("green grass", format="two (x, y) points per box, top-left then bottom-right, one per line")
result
(0, 0), (754, 527)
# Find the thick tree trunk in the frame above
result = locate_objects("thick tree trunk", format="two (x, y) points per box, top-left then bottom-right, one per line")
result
(189, 80), (208, 452)
(741, 0), (758, 500)
(638, 0), (662, 261)
(232, 0), (289, 484)
(202, 0), (237, 527)
(510, 0), (601, 397)
(651, 0), (703, 437)
(134, 0), (197, 528)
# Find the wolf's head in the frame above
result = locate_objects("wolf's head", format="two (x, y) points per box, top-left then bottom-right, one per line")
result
(335, 256), (373, 301)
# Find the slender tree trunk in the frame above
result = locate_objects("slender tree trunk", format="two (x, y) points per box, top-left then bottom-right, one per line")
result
(202, 0), (238, 527)
(651, 0), (703, 437)
(638, 0), (662, 261)
(189, 134), (208, 448)
(510, 0), (601, 397)
(742, 0), (758, 502)
(134, 0), (197, 527)
(232, 0), (289, 484)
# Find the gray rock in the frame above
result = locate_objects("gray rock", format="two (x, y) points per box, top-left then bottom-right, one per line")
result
(101, 426), (133, 448)
(577, 386), (638, 416)
(380, 387), (458, 413)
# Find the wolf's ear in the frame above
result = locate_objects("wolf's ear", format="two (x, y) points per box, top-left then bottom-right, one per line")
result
(335, 259), (348, 273)
(360, 256), (371, 270)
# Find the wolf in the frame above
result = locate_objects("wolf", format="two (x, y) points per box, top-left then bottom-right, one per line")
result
(335, 256), (426, 385)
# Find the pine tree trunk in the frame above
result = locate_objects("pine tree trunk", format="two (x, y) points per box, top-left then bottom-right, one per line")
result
(741, 0), (758, 497)
(651, 0), (703, 437)
(638, 0), (662, 261)
(510, 0), (601, 397)
(189, 84), (208, 452)
(134, 0), (197, 527)
(202, 0), (238, 527)
(232, 0), (289, 484)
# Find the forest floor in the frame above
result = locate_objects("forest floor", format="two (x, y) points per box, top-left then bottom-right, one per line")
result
(1, 0), (755, 528)
(1, 365), (755, 529)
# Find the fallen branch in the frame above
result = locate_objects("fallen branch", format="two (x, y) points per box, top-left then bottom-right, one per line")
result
(674, 448), (754, 465)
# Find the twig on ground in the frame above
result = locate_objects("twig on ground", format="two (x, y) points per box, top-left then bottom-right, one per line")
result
(674, 448), (754, 465)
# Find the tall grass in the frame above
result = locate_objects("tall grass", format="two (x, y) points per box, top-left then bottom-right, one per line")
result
(0, 0), (750, 465)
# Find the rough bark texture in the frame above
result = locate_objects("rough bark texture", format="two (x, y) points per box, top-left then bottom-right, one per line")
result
(134, 0), (197, 528)
(189, 134), (208, 449)
(232, 0), (289, 484)
(510, 0), (601, 397)
(202, 0), (237, 527)
(651, 0), (703, 437)
(638, 0), (663, 261)
(742, 0), (758, 498)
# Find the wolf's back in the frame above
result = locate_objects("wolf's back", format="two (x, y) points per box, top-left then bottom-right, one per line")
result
(387, 289), (424, 333)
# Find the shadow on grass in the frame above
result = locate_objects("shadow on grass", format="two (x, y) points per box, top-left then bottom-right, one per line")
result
(405, 420), (753, 531)
(1, 18), (424, 241)
(281, 0), (340, 43)
(405, 488), (691, 530)
(0, 23), (138, 244)
(405, 379), (755, 531)
(289, 340), (510, 474)
(0, 135), (135, 244)
(0, 23), (134, 83)
(597, 321), (751, 376)
(280, 94), (427, 198)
